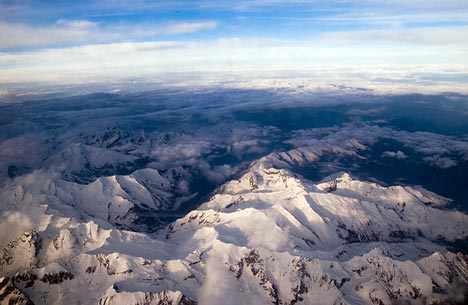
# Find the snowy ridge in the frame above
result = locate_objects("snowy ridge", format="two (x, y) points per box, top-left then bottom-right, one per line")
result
(249, 139), (364, 170)
(177, 167), (466, 249)
(2, 167), (194, 232)
(0, 163), (467, 305)
(98, 290), (196, 305)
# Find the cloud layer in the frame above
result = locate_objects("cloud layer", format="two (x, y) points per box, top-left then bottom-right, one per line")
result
(0, 0), (467, 86)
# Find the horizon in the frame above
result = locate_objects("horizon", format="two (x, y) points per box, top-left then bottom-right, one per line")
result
(1, 0), (468, 91)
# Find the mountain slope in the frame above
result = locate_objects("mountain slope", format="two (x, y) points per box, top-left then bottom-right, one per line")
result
(1, 166), (195, 232)
(0, 163), (467, 305)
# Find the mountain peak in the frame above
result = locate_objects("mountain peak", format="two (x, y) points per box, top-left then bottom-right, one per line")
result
(1, 165), (467, 305)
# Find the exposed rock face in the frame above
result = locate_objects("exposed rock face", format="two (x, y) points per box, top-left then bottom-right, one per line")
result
(0, 231), (41, 276)
(98, 290), (196, 305)
(0, 277), (34, 305)
(40, 271), (74, 284)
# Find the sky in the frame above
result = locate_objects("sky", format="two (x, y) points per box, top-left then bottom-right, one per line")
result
(1, 0), (468, 87)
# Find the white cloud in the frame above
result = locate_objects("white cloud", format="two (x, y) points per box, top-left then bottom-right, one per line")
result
(0, 26), (467, 89)
(0, 21), (95, 48)
(423, 156), (458, 169)
(162, 21), (217, 35)
(1, 0), (468, 87)
(56, 19), (98, 30)
(285, 124), (468, 169)
(0, 212), (33, 247)
(382, 151), (408, 160)
(319, 26), (468, 47)
(0, 20), (217, 48)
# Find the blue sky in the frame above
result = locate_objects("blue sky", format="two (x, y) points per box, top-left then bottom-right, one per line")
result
(1, 0), (468, 86)
(3, 0), (468, 47)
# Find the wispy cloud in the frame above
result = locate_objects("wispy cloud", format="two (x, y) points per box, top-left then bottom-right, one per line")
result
(319, 26), (468, 46)
(0, 20), (96, 48)
(0, 20), (217, 49)
(162, 21), (217, 35)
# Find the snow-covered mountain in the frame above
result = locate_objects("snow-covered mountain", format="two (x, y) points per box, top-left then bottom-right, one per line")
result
(1, 166), (196, 232)
(1, 157), (467, 305)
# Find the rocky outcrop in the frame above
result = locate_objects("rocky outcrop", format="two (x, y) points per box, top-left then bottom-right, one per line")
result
(0, 231), (41, 276)
(0, 277), (34, 305)
(98, 290), (196, 305)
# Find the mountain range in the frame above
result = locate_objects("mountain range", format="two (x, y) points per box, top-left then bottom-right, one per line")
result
(1, 153), (467, 305)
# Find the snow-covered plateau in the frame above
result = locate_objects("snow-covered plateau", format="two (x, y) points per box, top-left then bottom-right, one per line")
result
(1, 152), (468, 305)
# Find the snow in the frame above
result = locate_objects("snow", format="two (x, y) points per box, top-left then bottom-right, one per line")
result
(0, 161), (467, 305)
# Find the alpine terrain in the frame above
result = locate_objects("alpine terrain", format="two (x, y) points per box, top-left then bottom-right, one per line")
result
(1, 144), (467, 305)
